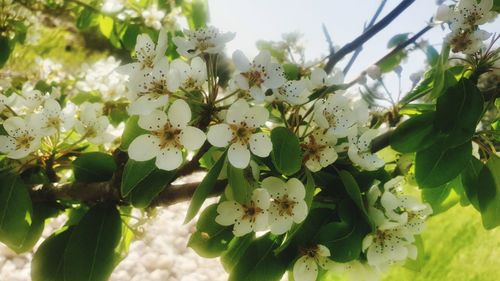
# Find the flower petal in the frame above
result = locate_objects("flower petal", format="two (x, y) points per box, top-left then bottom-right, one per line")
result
(261, 177), (286, 199)
(252, 188), (271, 209)
(293, 256), (318, 281)
(226, 99), (249, 124)
(249, 133), (272, 158)
(3, 117), (26, 137)
(215, 201), (244, 226)
(228, 142), (250, 168)
(127, 134), (160, 161)
(180, 126), (206, 151)
(292, 201), (308, 223)
(232, 219), (253, 237)
(0, 136), (15, 153)
(155, 147), (183, 171)
(232, 50), (251, 72)
(138, 110), (168, 131)
(286, 178), (306, 200)
(168, 99), (191, 128)
(207, 123), (232, 147)
(244, 106), (268, 128)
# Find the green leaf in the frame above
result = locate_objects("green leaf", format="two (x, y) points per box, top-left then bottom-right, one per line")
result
(421, 176), (460, 215)
(221, 234), (253, 272)
(431, 44), (450, 98)
(227, 166), (251, 203)
(123, 159), (176, 208)
(390, 112), (439, 153)
(63, 203), (122, 281)
(283, 63), (300, 80)
(425, 45), (439, 65)
(188, 204), (233, 258)
(184, 0), (209, 29)
(122, 24), (140, 50)
(477, 155), (500, 229)
(338, 170), (372, 227)
(415, 141), (471, 188)
(271, 127), (302, 176)
(185, 151), (227, 223)
(0, 174), (33, 248)
(0, 36), (10, 68)
(461, 156), (483, 210)
(229, 234), (287, 281)
(120, 116), (148, 150)
(378, 50), (406, 73)
(76, 7), (97, 30)
(99, 16), (114, 38)
(387, 33), (410, 48)
(32, 227), (74, 281)
(73, 152), (117, 182)
(435, 79), (484, 147)
(493, 0), (500, 12)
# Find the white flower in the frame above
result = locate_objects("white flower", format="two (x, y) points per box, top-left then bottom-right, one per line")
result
(172, 26), (235, 58)
(314, 94), (357, 138)
(362, 227), (414, 268)
(75, 102), (112, 145)
(32, 99), (75, 136)
(207, 99), (272, 169)
(36, 58), (66, 84)
(434, 4), (453, 22)
(0, 116), (41, 159)
(273, 80), (310, 105)
(446, 28), (491, 54)
(262, 177), (308, 234)
(450, 0), (495, 30)
(232, 50), (285, 102)
(308, 68), (344, 90)
(127, 57), (180, 115)
(170, 57), (207, 91)
(0, 93), (7, 112)
(347, 129), (385, 171)
(101, 0), (124, 13)
(301, 129), (338, 172)
(128, 99), (206, 171)
(142, 4), (165, 30)
(117, 29), (168, 76)
(77, 57), (128, 101)
(21, 83), (44, 110)
(215, 188), (270, 236)
(293, 245), (336, 281)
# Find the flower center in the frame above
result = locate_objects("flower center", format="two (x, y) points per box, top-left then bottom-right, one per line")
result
(274, 194), (297, 217)
(47, 116), (60, 128)
(153, 122), (182, 149)
(301, 134), (327, 163)
(450, 31), (473, 53)
(242, 201), (264, 223)
(16, 133), (35, 149)
(230, 123), (253, 145)
(243, 68), (265, 88)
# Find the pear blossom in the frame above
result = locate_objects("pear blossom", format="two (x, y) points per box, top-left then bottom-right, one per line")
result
(32, 99), (75, 136)
(362, 227), (415, 268)
(75, 102), (112, 145)
(77, 57), (128, 101)
(0, 93), (6, 112)
(128, 99), (206, 171)
(308, 67), (344, 90)
(446, 28), (491, 54)
(101, 0), (124, 13)
(21, 83), (44, 110)
(273, 80), (310, 105)
(117, 29), (168, 76)
(170, 57), (207, 91)
(347, 129), (385, 171)
(293, 244), (336, 281)
(262, 177), (308, 234)
(0, 116), (41, 159)
(142, 5), (165, 30)
(207, 99), (272, 169)
(232, 50), (286, 102)
(449, 0), (495, 30)
(215, 188), (270, 236)
(36, 58), (66, 84)
(172, 26), (235, 58)
(314, 94), (357, 138)
(301, 129), (338, 172)
(127, 57), (180, 115)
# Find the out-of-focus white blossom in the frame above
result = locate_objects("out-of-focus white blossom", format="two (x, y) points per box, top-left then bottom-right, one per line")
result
(142, 5), (165, 30)
(173, 26), (235, 58)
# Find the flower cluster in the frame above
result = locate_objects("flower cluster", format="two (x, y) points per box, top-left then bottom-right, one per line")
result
(435, 0), (496, 54)
(215, 177), (308, 236)
(363, 177), (432, 269)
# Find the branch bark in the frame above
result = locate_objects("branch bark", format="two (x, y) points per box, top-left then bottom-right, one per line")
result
(324, 0), (416, 73)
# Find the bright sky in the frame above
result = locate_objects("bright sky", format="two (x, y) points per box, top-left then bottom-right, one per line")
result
(207, 0), (500, 96)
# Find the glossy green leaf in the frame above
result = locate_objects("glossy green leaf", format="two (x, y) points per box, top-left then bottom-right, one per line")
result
(185, 151), (227, 223)
(430, 44), (450, 98)
(477, 155), (500, 229)
(73, 152), (117, 182)
(378, 50), (406, 73)
(461, 156), (483, 210)
(421, 176), (460, 215)
(387, 33), (410, 48)
(229, 234), (287, 281)
(415, 141), (471, 188)
(0, 36), (10, 68)
(120, 116), (148, 150)
(390, 112), (439, 153)
(435, 79), (484, 147)
(63, 203), (122, 281)
(283, 63), (300, 80)
(271, 127), (302, 176)
(124, 159), (176, 208)
(338, 170), (372, 227)
(31, 227), (74, 281)
(122, 24), (140, 50)
(0, 174), (33, 248)
(188, 204), (233, 258)
(227, 166), (251, 203)
(221, 234), (253, 272)
(425, 45), (439, 65)
(99, 16), (114, 38)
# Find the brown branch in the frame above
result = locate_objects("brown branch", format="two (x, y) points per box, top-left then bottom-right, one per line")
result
(371, 130), (394, 153)
(324, 0), (416, 73)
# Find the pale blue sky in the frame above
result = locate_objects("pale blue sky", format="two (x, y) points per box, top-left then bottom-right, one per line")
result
(208, 0), (499, 95)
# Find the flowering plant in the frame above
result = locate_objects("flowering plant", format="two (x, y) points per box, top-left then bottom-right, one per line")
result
(0, 0), (499, 281)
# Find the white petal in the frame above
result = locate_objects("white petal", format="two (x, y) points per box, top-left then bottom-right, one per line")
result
(319, 146), (338, 167)
(249, 86), (265, 102)
(226, 99), (249, 124)
(317, 245), (331, 257)
(249, 133), (272, 157)
(207, 123), (232, 147)
(261, 177), (286, 199)
(263, 63), (285, 89)
(233, 219), (253, 237)
(286, 178), (306, 200)
(138, 110), (168, 131)
(168, 99), (191, 128)
(292, 201), (308, 223)
(0, 136), (15, 153)
(234, 74), (250, 90)
(128, 134), (160, 161)
(254, 212), (269, 232)
(3, 117), (26, 137)
(166, 69), (181, 92)
(155, 147), (183, 171)
(269, 215), (293, 235)
(244, 106), (268, 128)
(293, 256), (318, 281)
(128, 95), (168, 116)
(135, 34), (155, 63)
(8, 148), (32, 159)
(306, 158), (322, 172)
(215, 201), (244, 226)
(228, 142), (250, 169)
(180, 126), (206, 150)
(252, 188), (271, 209)
(232, 50), (251, 72)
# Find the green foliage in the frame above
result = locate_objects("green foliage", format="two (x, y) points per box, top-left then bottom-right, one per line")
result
(477, 155), (500, 229)
(227, 165), (252, 203)
(120, 116), (148, 150)
(461, 156), (483, 210)
(0, 36), (11, 68)
(338, 170), (372, 228)
(430, 44), (450, 98)
(387, 33), (410, 48)
(421, 176), (461, 215)
(122, 159), (176, 208)
(390, 112), (438, 153)
(0, 174), (33, 249)
(183, 0), (209, 29)
(283, 63), (300, 80)
(188, 204), (233, 258)
(185, 151), (227, 223)
(73, 152), (117, 182)
(271, 127), (302, 176)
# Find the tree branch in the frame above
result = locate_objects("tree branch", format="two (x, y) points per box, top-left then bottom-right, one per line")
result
(371, 130), (394, 153)
(324, 0), (416, 73)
